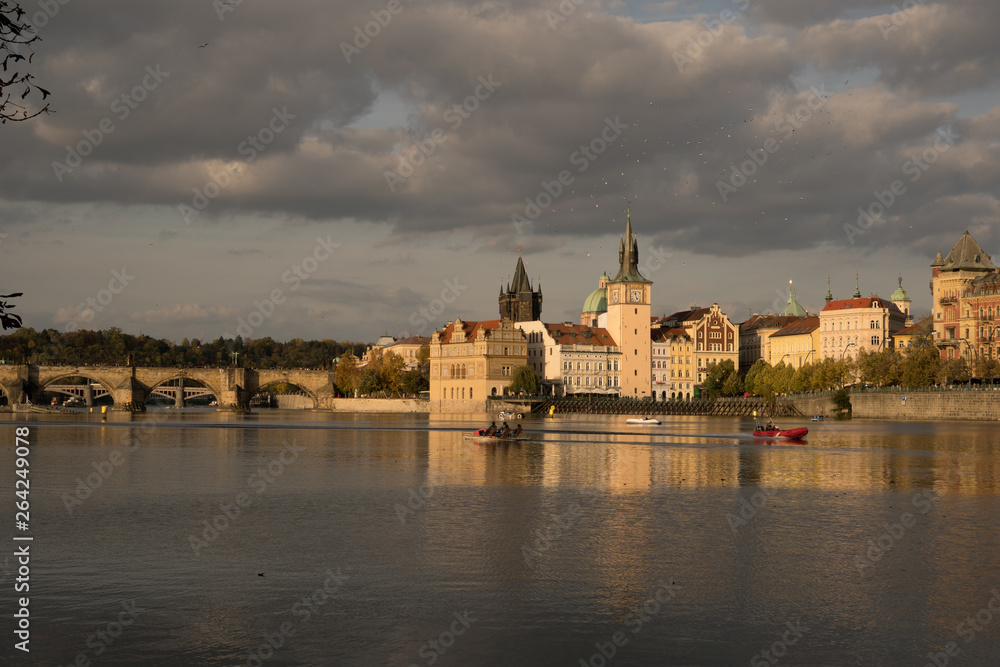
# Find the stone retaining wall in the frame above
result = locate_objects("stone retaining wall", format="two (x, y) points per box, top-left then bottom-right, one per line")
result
(783, 390), (1000, 422)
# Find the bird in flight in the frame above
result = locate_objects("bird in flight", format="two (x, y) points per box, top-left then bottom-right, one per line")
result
(199, 43), (209, 48)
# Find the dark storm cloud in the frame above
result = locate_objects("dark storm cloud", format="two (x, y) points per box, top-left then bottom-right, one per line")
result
(2, 0), (998, 265)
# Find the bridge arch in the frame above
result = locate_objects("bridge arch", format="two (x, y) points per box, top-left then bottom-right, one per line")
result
(42, 373), (119, 404)
(255, 380), (319, 409)
(145, 374), (222, 397)
(145, 375), (223, 402)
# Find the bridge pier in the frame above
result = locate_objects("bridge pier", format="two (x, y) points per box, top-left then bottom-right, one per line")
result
(174, 379), (185, 409)
(84, 384), (94, 408)
(112, 377), (147, 412)
(217, 368), (251, 411)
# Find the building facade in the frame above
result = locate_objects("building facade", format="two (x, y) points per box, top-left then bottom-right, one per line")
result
(930, 231), (999, 362)
(428, 318), (527, 411)
(519, 321), (621, 396)
(768, 316), (820, 368)
(819, 296), (907, 361)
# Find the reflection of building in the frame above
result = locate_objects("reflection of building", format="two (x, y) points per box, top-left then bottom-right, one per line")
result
(500, 256), (542, 322)
(429, 318), (527, 411)
(605, 213), (653, 397)
(769, 316), (820, 368)
(930, 231), (1000, 361)
(519, 321), (620, 396)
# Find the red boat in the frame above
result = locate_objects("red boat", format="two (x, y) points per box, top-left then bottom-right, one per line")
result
(752, 427), (808, 439)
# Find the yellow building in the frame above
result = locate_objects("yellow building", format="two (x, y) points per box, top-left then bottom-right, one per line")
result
(604, 213), (652, 398)
(768, 316), (820, 368)
(428, 318), (527, 411)
(657, 303), (738, 386)
(653, 327), (695, 400)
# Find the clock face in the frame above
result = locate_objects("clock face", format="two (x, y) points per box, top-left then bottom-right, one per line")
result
(630, 290), (642, 303)
(612, 290), (619, 303)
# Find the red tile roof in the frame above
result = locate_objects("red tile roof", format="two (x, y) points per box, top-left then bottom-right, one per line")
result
(822, 296), (902, 313)
(651, 327), (691, 341)
(437, 319), (502, 344)
(543, 323), (616, 346)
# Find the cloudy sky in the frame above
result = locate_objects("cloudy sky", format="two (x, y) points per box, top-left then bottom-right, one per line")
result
(3, 0), (999, 344)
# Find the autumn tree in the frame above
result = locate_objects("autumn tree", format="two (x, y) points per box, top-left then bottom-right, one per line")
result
(335, 352), (359, 396)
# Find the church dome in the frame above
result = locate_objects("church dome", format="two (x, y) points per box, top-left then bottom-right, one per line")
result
(583, 287), (607, 314)
(891, 277), (910, 302)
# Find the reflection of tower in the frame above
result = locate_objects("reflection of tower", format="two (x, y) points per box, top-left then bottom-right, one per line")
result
(605, 209), (652, 397)
(499, 255), (542, 322)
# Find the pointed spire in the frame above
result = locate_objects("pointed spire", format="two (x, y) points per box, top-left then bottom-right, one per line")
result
(853, 272), (862, 298)
(825, 275), (833, 303)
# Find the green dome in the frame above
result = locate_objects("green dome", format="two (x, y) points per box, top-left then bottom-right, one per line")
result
(781, 293), (807, 317)
(891, 277), (910, 302)
(583, 287), (607, 314)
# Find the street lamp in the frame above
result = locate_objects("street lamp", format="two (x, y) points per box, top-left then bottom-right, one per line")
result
(840, 342), (857, 388)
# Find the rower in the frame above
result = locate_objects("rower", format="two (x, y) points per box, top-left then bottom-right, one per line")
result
(512, 424), (522, 437)
(485, 421), (497, 436)
(499, 422), (510, 438)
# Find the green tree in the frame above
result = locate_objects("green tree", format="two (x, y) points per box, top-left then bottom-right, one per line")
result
(703, 359), (739, 398)
(508, 365), (539, 395)
(900, 345), (941, 387)
(743, 359), (769, 396)
(401, 370), (428, 396)
(938, 357), (970, 384)
(857, 348), (901, 387)
(722, 370), (744, 396)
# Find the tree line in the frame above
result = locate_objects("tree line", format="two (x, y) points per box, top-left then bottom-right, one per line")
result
(701, 317), (985, 400)
(0, 327), (370, 368)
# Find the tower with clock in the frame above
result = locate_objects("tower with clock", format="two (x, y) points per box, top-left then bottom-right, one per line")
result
(606, 209), (653, 397)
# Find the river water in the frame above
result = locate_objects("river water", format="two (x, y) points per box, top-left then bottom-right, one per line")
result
(1, 411), (999, 666)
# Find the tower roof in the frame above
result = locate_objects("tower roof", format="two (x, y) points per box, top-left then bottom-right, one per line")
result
(931, 250), (944, 267)
(781, 291), (808, 317)
(508, 256), (533, 293)
(609, 210), (651, 283)
(890, 276), (910, 302)
(940, 230), (996, 272)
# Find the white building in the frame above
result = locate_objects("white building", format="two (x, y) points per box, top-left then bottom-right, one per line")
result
(518, 321), (621, 396)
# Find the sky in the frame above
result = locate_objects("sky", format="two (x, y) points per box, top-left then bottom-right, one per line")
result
(3, 0), (999, 344)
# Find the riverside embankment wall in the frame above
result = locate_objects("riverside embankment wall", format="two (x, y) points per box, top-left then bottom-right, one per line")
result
(322, 398), (429, 413)
(785, 390), (1000, 422)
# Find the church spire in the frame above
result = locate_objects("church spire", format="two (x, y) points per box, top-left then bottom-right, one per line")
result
(825, 275), (833, 303)
(610, 205), (650, 283)
(853, 272), (862, 298)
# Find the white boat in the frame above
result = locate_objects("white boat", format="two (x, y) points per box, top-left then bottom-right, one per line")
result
(627, 417), (660, 425)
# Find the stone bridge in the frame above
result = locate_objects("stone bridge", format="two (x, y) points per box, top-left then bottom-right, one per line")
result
(0, 365), (337, 411)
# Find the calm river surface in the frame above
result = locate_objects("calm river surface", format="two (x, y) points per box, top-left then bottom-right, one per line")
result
(2, 411), (999, 666)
